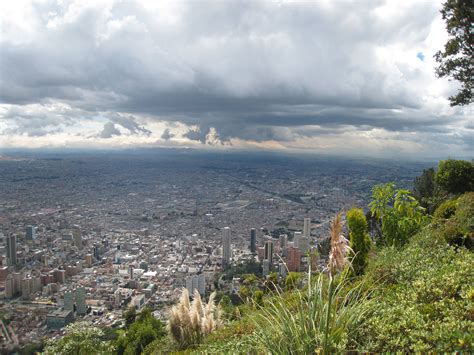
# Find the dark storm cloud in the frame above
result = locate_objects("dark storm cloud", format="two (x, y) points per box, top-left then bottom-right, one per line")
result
(0, 0), (470, 154)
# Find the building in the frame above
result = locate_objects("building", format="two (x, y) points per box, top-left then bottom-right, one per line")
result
(185, 273), (206, 296)
(222, 227), (231, 266)
(73, 230), (82, 250)
(84, 254), (93, 267)
(131, 294), (146, 309)
(26, 225), (36, 240)
(293, 231), (302, 249)
(21, 277), (32, 300)
(299, 237), (309, 254)
(6, 235), (17, 266)
(287, 247), (301, 272)
(303, 218), (311, 238)
(264, 240), (274, 264)
(64, 290), (74, 312)
(76, 287), (87, 315)
(250, 228), (257, 253)
(5, 274), (14, 299)
(262, 259), (270, 276)
(46, 310), (74, 329)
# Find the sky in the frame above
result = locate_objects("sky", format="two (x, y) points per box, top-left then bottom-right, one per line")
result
(0, 0), (472, 159)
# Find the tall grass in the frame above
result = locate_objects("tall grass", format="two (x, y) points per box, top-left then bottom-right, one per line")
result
(250, 213), (374, 354)
(167, 289), (222, 350)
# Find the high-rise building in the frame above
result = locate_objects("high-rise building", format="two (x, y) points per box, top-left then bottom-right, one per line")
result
(222, 227), (231, 266)
(262, 259), (270, 276)
(73, 230), (82, 250)
(6, 235), (17, 266)
(299, 237), (309, 254)
(21, 277), (32, 300)
(250, 228), (257, 253)
(287, 247), (301, 272)
(84, 254), (93, 267)
(293, 231), (302, 249)
(64, 290), (74, 312)
(76, 287), (87, 315)
(264, 240), (274, 264)
(5, 274), (14, 299)
(26, 226), (36, 240)
(93, 245), (100, 260)
(303, 218), (311, 238)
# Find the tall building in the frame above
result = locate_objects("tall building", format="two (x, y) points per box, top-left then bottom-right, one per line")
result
(73, 230), (82, 250)
(76, 287), (87, 315)
(5, 274), (14, 299)
(264, 240), (274, 264)
(6, 235), (17, 266)
(293, 231), (302, 249)
(222, 227), (231, 266)
(250, 228), (257, 253)
(303, 218), (311, 238)
(287, 247), (301, 272)
(262, 259), (270, 276)
(64, 290), (74, 312)
(299, 237), (309, 254)
(26, 226), (36, 240)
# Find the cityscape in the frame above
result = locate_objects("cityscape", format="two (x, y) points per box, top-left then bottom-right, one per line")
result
(0, 150), (428, 350)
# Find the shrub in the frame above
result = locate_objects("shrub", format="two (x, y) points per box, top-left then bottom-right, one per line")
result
(435, 159), (474, 195)
(346, 207), (372, 275)
(43, 322), (115, 354)
(369, 183), (428, 247)
(355, 224), (474, 352)
(433, 198), (458, 220)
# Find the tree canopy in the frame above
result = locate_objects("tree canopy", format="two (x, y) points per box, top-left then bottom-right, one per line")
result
(434, 0), (473, 106)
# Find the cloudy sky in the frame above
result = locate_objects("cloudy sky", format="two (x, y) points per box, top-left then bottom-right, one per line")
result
(0, 0), (472, 159)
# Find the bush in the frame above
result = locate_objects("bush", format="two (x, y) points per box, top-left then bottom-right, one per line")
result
(355, 224), (474, 352)
(433, 198), (458, 220)
(346, 207), (372, 275)
(369, 183), (428, 247)
(435, 159), (474, 195)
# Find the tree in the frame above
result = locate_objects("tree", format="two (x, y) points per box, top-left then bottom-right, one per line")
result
(346, 208), (372, 275)
(435, 159), (474, 195)
(370, 183), (428, 247)
(116, 307), (166, 355)
(124, 305), (137, 328)
(413, 168), (436, 203)
(285, 272), (301, 290)
(434, 0), (473, 106)
(43, 322), (114, 354)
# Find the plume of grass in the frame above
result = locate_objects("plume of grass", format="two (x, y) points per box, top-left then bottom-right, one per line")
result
(250, 213), (373, 354)
(167, 288), (222, 350)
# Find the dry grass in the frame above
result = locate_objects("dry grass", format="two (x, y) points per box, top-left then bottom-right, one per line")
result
(167, 289), (222, 350)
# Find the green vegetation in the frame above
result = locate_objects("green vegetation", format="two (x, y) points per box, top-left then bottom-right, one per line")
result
(370, 183), (427, 247)
(355, 211), (473, 352)
(435, 159), (474, 195)
(346, 207), (371, 275)
(116, 307), (166, 355)
(43, 322), (115, 354)
(434, 0), (473, 106)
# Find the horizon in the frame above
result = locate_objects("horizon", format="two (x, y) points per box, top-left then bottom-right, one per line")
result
(0, 0), (472, 160)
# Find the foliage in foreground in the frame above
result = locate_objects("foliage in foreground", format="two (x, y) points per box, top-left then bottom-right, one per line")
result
(355, 209), (474, 352)
(43, 321), (114, 354)
(167, 289), (222, 350)
(346, 207), (371, 275)
(370, 183), (428, 247)
(116, 307), (166, 355)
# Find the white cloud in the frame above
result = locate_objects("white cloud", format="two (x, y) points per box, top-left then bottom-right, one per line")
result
(0, 0), (472, 159)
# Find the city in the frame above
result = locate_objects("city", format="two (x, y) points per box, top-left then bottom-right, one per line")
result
(0, 150), (427, 350)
